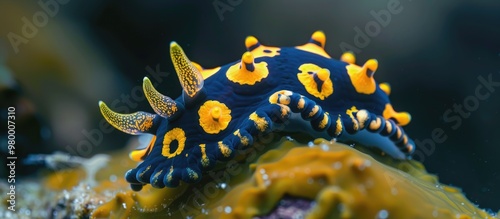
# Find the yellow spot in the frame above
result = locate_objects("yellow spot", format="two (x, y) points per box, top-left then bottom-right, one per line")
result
(199, 101), (232, 134)
(245, 36), (281, 58)
(269, 90), (292, 104)
(396, 127), (402, 139)
(297, 97), (305, 109)
(346, 59), (378, 95)
(152, 169), (163, 185)
(385, 120), (393, 133)
(218, 141), (232, 157)
(233, 129), (250, 146)
(249, 112), (268, 132)
(279, 104), (290, 118)
(308, 105), (320, 118)
(355, 110), (369, 130)
(346, 106), (358, 116)
(129, 135), (157, 162)
(382, 104), (411, 126)
(318, 113), (329, 129)
(341, 51), (356, 64)
(369, 117), (382, 131)
(335, 115), (343, 136)
(186, 168), (199, 180)
(379, 82), (391, 95)
(226, 52), (269, 85)
(199, 144), (210, 167)
(297, 63), (334, 100)
(162, 128), (186, 158)
(406, 144), (413, 152)
(346, 106), (359, 131)
(402, 135), (408, 145)
(295, 31), (331, 58)
(138, 165), (151, 178)
(170, 42), (204, 98)
(166, 166), (174, 183)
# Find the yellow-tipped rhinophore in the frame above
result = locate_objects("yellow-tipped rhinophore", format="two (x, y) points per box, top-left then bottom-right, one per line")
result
(310, 30), (326, 48)
(346, 59), (379, 94)
(341, 51), (356, 64)
(170, 42), (204, 98)
(245, 36), (260, 51)
(379, 82), (391, 95)
(296, 30), (331, 58)
(143, 77), (180, 119)
(99, 101), (157, 135)
(226, 51), (269, 85)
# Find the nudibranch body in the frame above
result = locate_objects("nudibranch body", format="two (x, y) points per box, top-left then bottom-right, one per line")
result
(99, 31), (414, 191)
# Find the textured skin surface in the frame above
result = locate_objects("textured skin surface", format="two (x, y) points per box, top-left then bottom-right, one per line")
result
(99, 31), (415, 190)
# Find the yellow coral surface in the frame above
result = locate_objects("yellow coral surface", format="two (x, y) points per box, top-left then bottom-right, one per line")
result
(91, 139), (498, 219)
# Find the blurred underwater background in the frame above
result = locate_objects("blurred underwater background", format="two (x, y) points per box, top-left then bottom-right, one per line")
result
(0, 0), (499, 218)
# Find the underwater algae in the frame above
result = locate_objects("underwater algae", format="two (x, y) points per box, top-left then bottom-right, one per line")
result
(90, 139), (497, 219)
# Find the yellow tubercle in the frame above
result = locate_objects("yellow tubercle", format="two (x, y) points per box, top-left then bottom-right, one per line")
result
(346, 59), (379, 95)
(297, 63), (334, 100)
(198, 100), (232, 134)
(379, 82), (391, 95)
(341, 51), (356, 64)
(161, 128), (186, 158)
(296, 31), (331, 58)
(382, 104), (411, 126)
(226, 52), (269, 85)
(129, 135), (157, 162)
(170, 42), (204, 98)
(245, 35), (281, 58)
